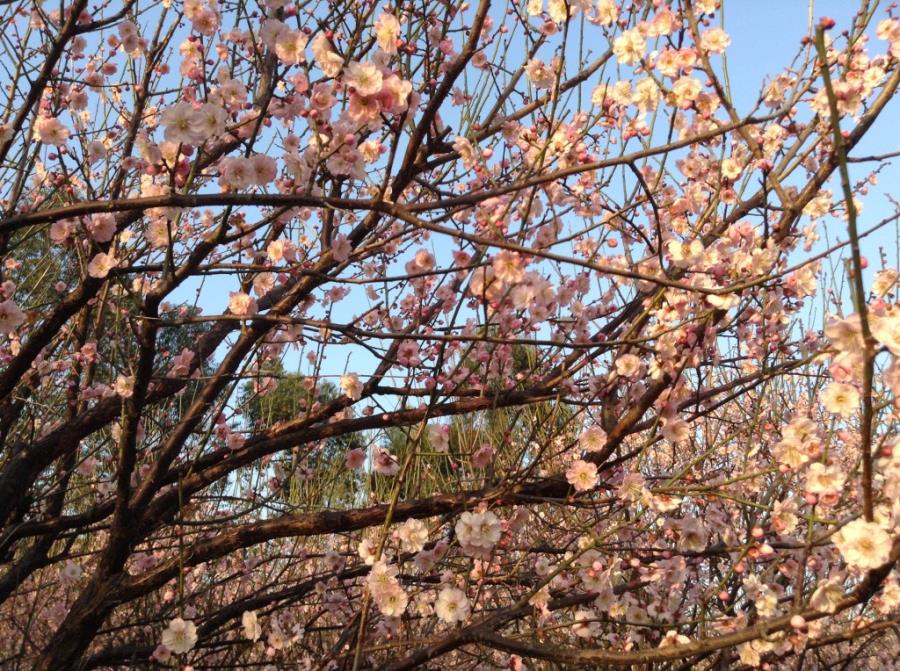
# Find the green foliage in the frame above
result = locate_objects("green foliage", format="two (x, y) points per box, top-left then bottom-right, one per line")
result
(373, 342), (578, 500)
(240, 361), (367, 510)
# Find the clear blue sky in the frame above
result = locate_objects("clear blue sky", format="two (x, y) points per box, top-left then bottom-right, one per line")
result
(725, 0), (899, 313)
(725, 0), (898, 216)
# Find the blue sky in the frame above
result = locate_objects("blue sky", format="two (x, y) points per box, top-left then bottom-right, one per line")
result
(726, 0), (899, 226)
(162, 1), (899, 397)
(725, 0), (899, 321)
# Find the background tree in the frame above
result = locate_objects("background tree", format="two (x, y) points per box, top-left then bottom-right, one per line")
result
(241, 361), (368, 509)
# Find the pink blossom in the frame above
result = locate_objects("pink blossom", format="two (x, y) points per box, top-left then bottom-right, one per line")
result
(331, 234), (352, 263)
(343, 61), (383, 96)
(34, 116), (69, 145)
(472, 444), (494, 468)
(374, 14), (401, 54)
(161, 617), (197, 655)
(0, 300), (25, 334)
(87, 252), (117, 278)
(228, 292), (258, 316)
(86, 214), (117, 242)
(434, 586), (469, 624)
(345, 448), (366, 470)
(340, 372), (363, 400)
(566, 459), (598, 492)
(373, 448), (400, 476)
